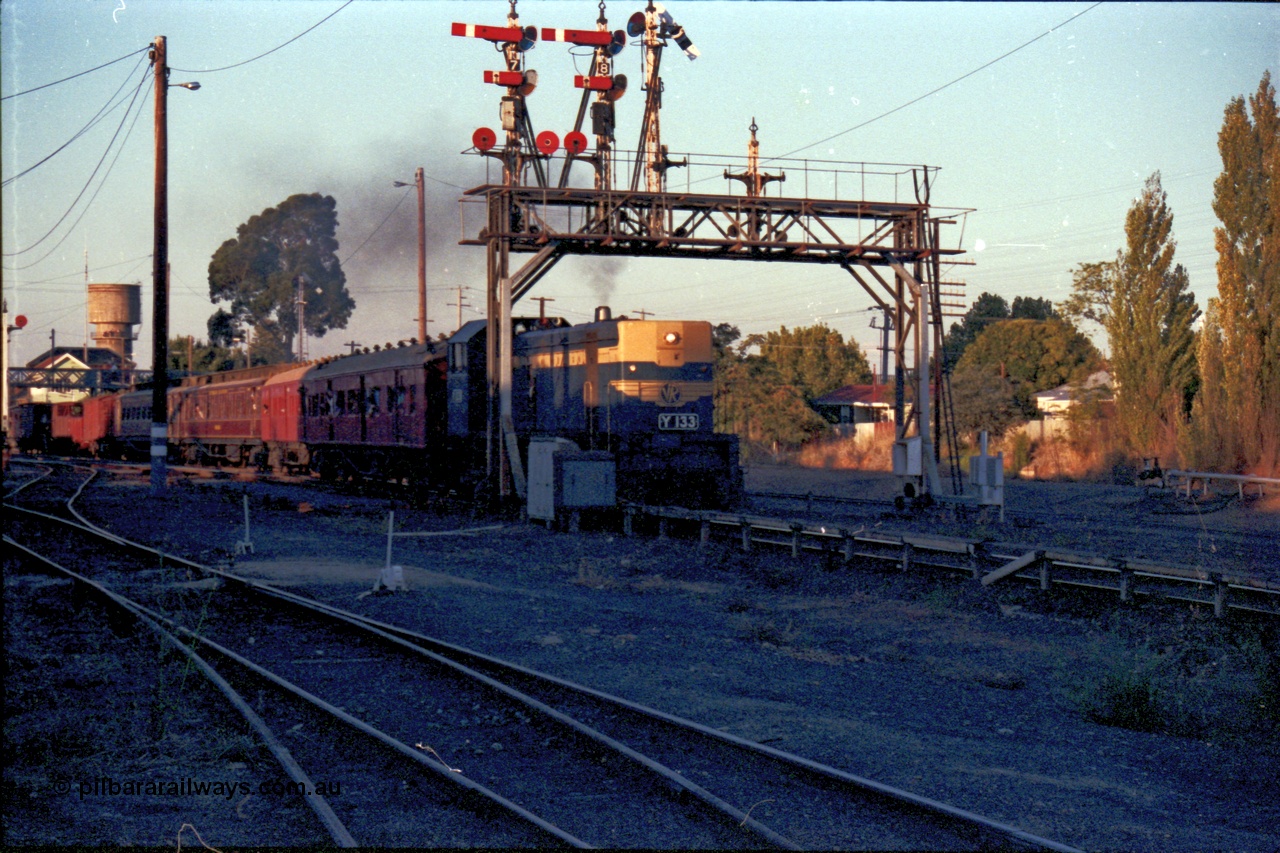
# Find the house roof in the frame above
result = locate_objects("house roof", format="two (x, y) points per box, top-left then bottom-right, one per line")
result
(1031, 370), (1113, 402)
(26, 347), (124, 370)
(813, 383), (894, 407)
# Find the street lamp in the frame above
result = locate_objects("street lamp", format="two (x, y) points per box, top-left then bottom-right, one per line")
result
(392, 167), (426, 343)
(150, 34), (198, 495)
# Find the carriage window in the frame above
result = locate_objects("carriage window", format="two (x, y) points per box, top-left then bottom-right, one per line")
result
(409, 385), (417, 413)
(368, 387), (381, 415)
(451, 343), (468, 373)
(336, 390), (346, 413)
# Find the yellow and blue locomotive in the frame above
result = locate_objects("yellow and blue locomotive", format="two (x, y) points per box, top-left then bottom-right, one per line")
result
(511, 309), (741, 507)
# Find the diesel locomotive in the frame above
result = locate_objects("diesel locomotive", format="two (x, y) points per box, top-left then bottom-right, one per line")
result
(15, 312), (741, 508)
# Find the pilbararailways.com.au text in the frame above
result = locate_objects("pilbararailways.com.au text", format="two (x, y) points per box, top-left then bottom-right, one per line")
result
(60, 777), (343, 800)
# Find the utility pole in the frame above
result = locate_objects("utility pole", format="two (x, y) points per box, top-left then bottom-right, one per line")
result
(393, 169), (429, 342)
(447, 285), (472, 332)
(150, 35), (169, 495)
(416, 167), (427, 342)
(148, 37), (198, 494)
(632, 308), (652, 320)
(295, 274), (307, 362)
(344, 340), (362, 355)
(530, 295), (554, 321)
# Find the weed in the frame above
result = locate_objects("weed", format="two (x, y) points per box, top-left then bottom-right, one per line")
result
(1085, 665), (1163, 732)
(740, 616), (800, 647)
(922, 585), (959, 614)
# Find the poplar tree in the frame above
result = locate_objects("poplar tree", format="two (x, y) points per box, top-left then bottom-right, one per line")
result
(1209, 71), (1279, 473)
(1108, 173), (1199, 455)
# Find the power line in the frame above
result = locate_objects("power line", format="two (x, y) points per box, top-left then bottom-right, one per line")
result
(341, 186), (412, 266)
(2, 252), (153, 281)
(170, 0), (355, 74)
(774, 2), (1104, 161)
(4, 69), (153, 263)
(1, 46), (149, 101)
(2, 52), (151, 188)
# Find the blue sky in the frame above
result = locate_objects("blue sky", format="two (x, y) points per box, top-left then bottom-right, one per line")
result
(3, 1), (1277, 368)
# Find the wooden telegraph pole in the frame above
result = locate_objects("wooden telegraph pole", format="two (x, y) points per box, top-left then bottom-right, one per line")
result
(416, 167), (427, 343)
(150, 35), (169, 495)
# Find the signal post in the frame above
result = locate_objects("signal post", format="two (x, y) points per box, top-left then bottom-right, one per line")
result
(454, 2), (970, 503)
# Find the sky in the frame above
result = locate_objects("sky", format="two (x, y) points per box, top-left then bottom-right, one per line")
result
(3, 0), (1278, 370)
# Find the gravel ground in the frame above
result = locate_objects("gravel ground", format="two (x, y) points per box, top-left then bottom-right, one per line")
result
(4, 462), (1279, 850)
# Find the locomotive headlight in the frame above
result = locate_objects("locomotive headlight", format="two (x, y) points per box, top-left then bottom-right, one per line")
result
(628, 364), (637, 372)
(663, 331), (681, 345)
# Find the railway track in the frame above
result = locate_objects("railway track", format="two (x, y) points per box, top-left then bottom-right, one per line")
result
(3, 461), (1082, 851)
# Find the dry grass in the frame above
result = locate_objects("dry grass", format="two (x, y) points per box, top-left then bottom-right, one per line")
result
(795, 433), (895, 471)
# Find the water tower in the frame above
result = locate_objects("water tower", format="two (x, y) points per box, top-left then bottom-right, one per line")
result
(87, 283), (142, 367)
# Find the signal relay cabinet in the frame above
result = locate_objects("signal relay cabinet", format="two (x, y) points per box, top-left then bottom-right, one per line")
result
(527, 438), (617, 523)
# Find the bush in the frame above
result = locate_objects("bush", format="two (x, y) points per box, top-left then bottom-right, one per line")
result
(1085, 667), (1163, 732)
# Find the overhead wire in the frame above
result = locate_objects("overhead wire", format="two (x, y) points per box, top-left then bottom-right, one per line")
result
(4, 67), (154, 263)
(771, 2), (1105, 161)
(341, 186), (413, 266)
(2, 252), (153, 282)
(2, 50), (152, 188)
(1, 46), (150, 101)
(169, 0), (355, 74)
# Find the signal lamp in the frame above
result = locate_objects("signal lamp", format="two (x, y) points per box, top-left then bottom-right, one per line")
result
(609, 30), (627, 55)
(472, 127), (497, 151)
(626, 11), (645, 37)
(564, 131), (589, 154)
(519, 25), (537, 51)
(536, 130), (560, 155)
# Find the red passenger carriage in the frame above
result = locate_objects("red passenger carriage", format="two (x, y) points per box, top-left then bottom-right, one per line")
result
(300, 342), (447, 481)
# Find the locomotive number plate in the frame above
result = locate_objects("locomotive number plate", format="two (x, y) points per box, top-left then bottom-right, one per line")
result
(658, 413), (699, 431)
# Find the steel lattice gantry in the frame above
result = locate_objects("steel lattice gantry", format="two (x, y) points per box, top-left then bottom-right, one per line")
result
(5, 368), (154, 393)
(461, 178), (970, 498)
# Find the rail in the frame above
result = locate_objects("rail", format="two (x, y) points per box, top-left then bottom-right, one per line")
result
(622, 504), (1280, 619)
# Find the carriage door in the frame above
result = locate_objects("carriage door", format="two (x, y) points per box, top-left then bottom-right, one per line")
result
(359, 376), (368, 442)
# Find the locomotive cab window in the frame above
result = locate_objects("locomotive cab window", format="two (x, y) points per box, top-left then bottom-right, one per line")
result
(450, 343), (468, 373)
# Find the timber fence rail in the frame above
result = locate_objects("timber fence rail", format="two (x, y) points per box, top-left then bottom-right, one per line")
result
(622, 504), (1280, 619)
(1162, 470), (1280, 500)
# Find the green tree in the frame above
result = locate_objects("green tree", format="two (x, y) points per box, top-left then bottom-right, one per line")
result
(943, 291), (1009, 367)
(1064, 174), (1200, 454)
(716, 356), (828, 455)
(1208, 71), (1279, 473)
(948, 362), (1023, 441)
(713, 322), (840, 453)
(1061, 260), (1116, 331)
(956, 317), (1103, 416)
(207, 193), (355, 363)
(1111, 173), (1200, 454)
(166, 336), (240, 374)
(755, 323), (872, 401)
(1179, 299), (1227, 468)
(1010, 295), (1057, 321)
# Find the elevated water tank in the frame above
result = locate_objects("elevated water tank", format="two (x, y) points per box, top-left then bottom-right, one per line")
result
(87, 283), (142, 367)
